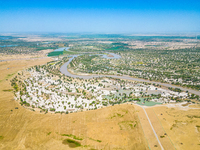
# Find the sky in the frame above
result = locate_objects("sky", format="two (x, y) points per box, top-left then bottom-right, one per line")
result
(0, 0), (200, 33)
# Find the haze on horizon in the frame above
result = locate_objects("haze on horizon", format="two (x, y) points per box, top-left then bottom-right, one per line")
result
(0, 0), (200, 34)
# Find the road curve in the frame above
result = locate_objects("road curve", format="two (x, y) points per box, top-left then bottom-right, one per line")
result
(60, 55), (200, 96)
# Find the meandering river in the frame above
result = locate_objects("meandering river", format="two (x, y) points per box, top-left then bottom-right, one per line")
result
(60, 54), (200, 96)
(53, 47), (70, 52)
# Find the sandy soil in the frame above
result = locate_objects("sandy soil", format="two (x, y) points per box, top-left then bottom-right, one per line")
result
(0, 58), (148, 150)
(0, 49), (53, 61)
(1, 53), (200, 150)
(153, 106), (200, 150)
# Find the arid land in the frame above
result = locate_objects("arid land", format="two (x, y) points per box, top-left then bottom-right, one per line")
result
(0, 34), (200, 150)
(0, 58), (148, 150)
(0, 54), (200, 150)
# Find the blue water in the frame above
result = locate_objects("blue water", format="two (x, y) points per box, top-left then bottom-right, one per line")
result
(0, 37), (9, 40)
(53, 47), (69, 52)
(0, 45), (17, 47)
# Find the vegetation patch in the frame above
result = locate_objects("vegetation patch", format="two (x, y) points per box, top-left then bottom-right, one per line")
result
(187, 115), (200, 119)
(7, 73), (15, 78)
(170, 124), (177, 130)
(88, 137), (102, 143)
(63, 50), (77, 55)
(168, 87), (182, 93)
(62, 138), (81, 148)
(47, 51), (63, 57)
(47, 132), (51, 135)
(118, 121), (135, 130)
(196, 125), (200, 132)
(34, 46), (58, 51)
(2, 89), (13, 92)
(0, 136), (4, 140)
(110, 113), (124, 119)
(160, 135), (165, 138)
(61, 134), (83, 140)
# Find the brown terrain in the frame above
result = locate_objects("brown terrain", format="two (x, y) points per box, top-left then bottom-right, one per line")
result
(0, 57), (148, 150)
(0, 52), (200, 149)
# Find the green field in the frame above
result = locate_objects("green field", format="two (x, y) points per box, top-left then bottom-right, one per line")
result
(137, 98), (162, 106)
(47, 51), (63, 57)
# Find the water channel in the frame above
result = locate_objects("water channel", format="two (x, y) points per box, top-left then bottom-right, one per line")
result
(60, 54), (200, 96)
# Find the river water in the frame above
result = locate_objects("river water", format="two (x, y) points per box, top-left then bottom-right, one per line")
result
(60, 55), (200, 96)
(53, 47), (69, 52)
(0, 45), (17, 47)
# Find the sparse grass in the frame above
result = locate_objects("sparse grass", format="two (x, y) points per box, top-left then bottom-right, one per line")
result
(196, 125), (200, 132)
(182, 103), (190, 107)
(47, 132), (51, 135)
(117, 113), (124, 117)
(88, 137), (102, 143)
(110, 111), (128, 119)
(7, 73), (15, 77)
(0, 136), (4, 140)
(118, 121), (135, 130)
(0, 59), (148, 150)
(187, 115), (200, 119)
(170, 124), (177, 130)
(2, 89), (13, 92)
(61, 134), (83, 140)
(153, 106), (200, 150)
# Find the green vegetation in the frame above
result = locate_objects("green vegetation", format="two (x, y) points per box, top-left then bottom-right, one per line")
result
(61, 134), (83, 140)
(2, 34), (199, 91)
(0, 36), (60, 54)
(106, 42), (129, 51)
(0, 136), (4, 140)
(168, 87), (182, 93)
(47, 51), (63, 57)
(10, 76), (19, 92)
(118, 121), (135, 130)
(69, 47), (200, 90)
(137, 101), (162, 106)
(62, 139), (81, 148)
(187, 115), (200, 119)
(88, 137), (102, 143)
(34, 46), (58, 51)
(63, 50), (78, 55)
(50, 108), (55, 111)
(160, 135), (165, 138)
(7, 73), (15, 77)
(3, 89), (13, 92)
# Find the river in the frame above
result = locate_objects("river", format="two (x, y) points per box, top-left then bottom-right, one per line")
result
(53, 47), (70, 52)
(60, 55), (200, 96)
(0, 45), (17, 47)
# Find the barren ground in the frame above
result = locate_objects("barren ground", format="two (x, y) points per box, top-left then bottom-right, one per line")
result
(0, 58), (148, 150)
(1, 54), (200, 150)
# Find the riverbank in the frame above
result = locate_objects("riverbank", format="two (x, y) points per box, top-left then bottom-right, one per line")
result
(60, 55), (200, 96)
